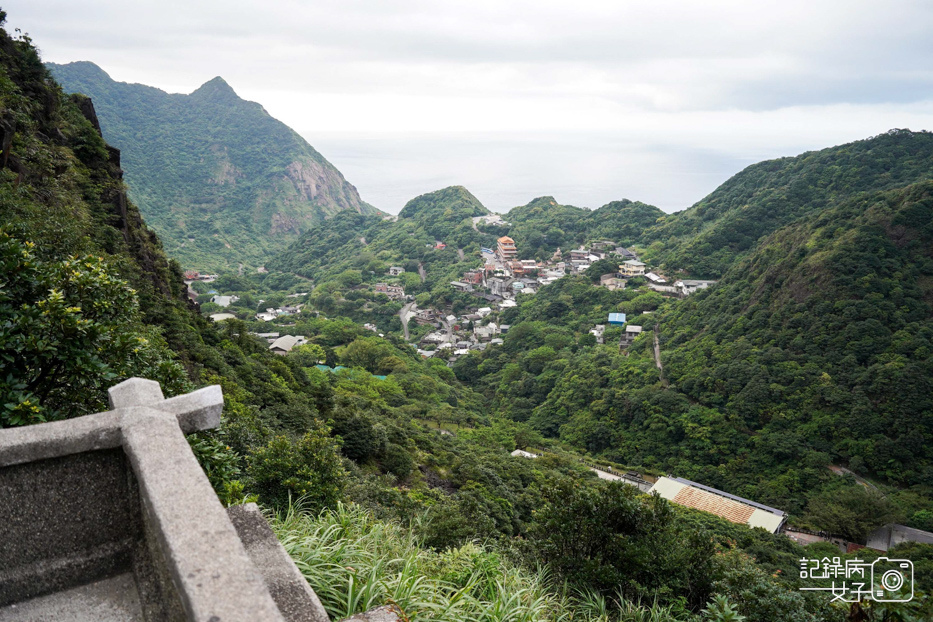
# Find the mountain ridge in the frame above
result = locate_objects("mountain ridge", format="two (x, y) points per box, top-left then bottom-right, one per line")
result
(639, 129), (933, 278)
(47, 61), (380, 271)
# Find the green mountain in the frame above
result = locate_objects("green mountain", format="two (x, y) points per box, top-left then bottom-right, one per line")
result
(450, 133), (933, 521)
(640, 129), (933, 278)
(271, 185), (492, 280)
(46, 61), (378, 271)
(658, 180), (933, 483)
(502, 196), (665, 259)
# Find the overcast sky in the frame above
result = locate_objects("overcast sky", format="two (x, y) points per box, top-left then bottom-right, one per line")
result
(8, 1), (933, 212)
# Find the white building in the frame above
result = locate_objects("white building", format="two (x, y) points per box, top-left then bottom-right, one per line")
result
(511, 449), (538, 458)
(676, 279), (718, 296)
(210, 295), (239, 307)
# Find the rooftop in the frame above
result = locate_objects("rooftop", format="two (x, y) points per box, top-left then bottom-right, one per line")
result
(650, 476), (786, 533)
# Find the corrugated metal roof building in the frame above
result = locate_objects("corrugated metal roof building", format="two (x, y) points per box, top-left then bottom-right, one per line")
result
(650, 476), (787, 533)
(608, 312), (627, 325)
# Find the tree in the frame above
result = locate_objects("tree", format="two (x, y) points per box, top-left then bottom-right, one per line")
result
(807, 485), (900, 543)
(585, 258), (620, 282)
(0, 232), (188, 426)
(289, 343), (327, 367)
(247, 428), (346, 511)
(341, 337), (400, 375)
(527, 476), (715, 607)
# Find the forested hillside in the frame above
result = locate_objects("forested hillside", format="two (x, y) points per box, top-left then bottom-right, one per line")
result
(268, 186), (497, 309)
(47, 61), (378, 271)
(659, 180), (933, 491)
(639, 130), (933, 278)
(453, 178), (933, 527)
(502, 195), (665, 259)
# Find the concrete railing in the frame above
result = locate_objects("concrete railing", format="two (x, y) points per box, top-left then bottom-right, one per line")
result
(0, 378), (329, 622)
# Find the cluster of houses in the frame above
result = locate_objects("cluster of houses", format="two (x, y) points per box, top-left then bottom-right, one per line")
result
(452, 237), (636, 302)
(414, 306), (511, 361)
(596, 256), (718, 298)
(374, 282), (406, 300)
(183, 270), (219, 282)
(402, 236), (719, 363)
(255, 304), (302, 322)
(450, 236), (720, 311)
(588, 313), (644, 349)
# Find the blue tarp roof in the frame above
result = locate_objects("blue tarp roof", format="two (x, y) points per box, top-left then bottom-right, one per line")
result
(608, 313), (627, 324)
(315, 365), (387, 381)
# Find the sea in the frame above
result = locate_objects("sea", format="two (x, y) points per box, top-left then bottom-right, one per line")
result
(305, 131), (780, 215)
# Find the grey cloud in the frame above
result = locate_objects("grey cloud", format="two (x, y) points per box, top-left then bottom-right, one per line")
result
(7, 0), (933, 112)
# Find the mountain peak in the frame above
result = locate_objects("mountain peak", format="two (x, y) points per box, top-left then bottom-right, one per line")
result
(51, 60), (111, 81)
(398, 185), (489, 220)
(189, 76), (240, 103)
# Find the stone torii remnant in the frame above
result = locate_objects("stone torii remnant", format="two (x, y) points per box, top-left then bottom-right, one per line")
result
(0, 378), (329, 622)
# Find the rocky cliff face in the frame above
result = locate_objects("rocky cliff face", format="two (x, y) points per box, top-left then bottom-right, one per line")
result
(47, 61), (379, 270)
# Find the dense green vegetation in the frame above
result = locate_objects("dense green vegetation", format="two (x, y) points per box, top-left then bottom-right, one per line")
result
(639, 130), (933, 278)
(47, 61), (378, 271)
(450, 175), (933, 532)
(659, 182), (933, 490)
(268, 186), (501, 316)
(5, 13), (933, 620)
(500, 196), (665, 260)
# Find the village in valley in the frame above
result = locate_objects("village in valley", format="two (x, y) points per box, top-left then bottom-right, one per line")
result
(182, 226), (933, 556)
(185, 220), (719, 365)
(182, 222), (920, 553)
(397, 229), (717, 363)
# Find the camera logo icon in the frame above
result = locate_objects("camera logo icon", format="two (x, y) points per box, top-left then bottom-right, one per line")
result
(871, 557), (913, 602)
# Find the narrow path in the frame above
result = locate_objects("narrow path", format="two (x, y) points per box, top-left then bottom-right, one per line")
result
(591, 467), (623, 481)
(457, 248), (465, 261)
(440, 318), (453, 342)
(524, 449), (652, 491)
(828, 465), (878, 490)
(399, 301), (416, 341)
(653, 329), (669, 387)
(417, 263), (426, 283)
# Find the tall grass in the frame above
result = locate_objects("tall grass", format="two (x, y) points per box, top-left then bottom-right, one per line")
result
(271, 503), (689, 622)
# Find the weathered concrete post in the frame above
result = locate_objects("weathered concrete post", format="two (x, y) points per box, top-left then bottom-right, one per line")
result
(0, 378), (331, 622)
(109, 378), (284, 622)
